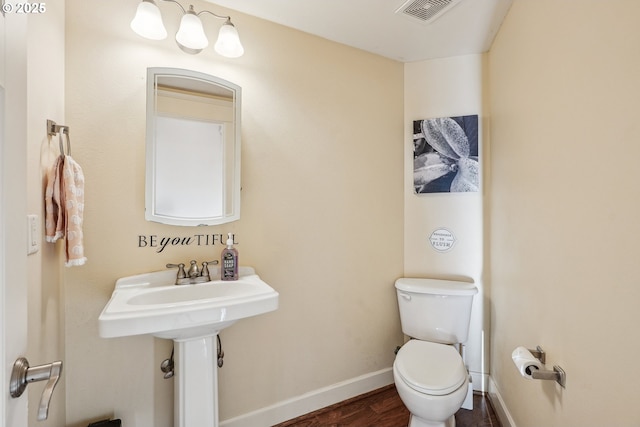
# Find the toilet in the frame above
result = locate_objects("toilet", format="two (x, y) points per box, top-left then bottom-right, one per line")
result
(393, 278), (478, 427)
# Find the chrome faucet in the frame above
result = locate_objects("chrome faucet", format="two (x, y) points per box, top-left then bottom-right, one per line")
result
(166, 260), (218, 285)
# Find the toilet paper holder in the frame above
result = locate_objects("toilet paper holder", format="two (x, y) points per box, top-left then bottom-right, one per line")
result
(528, 346), (566, 388)
(528, 346), (546, 364)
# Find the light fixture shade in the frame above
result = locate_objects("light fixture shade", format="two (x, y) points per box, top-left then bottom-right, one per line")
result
(176, 11), (209, 52)
(214, 21), (244, 58)
(130, 0), (167, 40)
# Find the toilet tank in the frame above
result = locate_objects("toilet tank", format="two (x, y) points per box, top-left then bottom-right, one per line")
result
(395, 278), (478, 344)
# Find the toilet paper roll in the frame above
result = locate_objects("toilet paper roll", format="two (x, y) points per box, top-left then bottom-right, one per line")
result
(511, 346), (542, 380)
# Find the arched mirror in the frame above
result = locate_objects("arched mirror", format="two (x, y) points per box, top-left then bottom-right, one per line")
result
(145, 67), (241, 226)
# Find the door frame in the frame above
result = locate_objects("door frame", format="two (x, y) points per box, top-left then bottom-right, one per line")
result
(1, 8), (30, 426)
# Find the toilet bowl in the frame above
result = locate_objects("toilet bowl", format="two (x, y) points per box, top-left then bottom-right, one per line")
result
(393, 278), (477, 427)
(393, 340), (469, 427)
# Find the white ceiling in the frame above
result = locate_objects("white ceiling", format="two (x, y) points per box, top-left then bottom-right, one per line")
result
(207, 0), (513, 62)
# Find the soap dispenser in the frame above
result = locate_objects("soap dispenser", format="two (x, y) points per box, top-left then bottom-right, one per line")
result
(221, 233), (238, 281)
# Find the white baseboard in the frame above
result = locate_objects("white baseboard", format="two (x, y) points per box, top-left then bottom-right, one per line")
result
(487, 376), (516, 427)
(220, 368), (394, 427)
(469, 370), (489, 393)
(219, 369), (509, 427)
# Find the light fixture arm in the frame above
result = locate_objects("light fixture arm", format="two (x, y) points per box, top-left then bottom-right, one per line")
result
(197, 9), (231, 22)
(158, 0), (186, 14)
(159, 0), (229, 21)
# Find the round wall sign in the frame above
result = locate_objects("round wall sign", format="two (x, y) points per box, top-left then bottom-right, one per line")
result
(429, 228), (456, 252)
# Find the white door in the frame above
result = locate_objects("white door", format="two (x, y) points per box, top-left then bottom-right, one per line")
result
(1, 9), (30, 426)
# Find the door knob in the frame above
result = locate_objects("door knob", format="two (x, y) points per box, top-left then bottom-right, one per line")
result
(10, 357), (63, 421)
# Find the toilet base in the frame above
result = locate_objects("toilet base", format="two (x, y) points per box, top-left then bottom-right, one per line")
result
(409, 413), (456, 427)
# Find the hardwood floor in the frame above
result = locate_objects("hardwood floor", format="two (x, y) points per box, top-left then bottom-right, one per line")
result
(272, 384), (501, 427)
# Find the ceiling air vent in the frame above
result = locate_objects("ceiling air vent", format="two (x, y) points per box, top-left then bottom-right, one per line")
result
(395, 0), (463, 24)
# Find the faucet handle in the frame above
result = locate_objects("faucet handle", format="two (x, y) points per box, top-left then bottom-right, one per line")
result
(166, 263), (187, 279)
(201, 261), (218, 270)
(200, 261), (219, 281)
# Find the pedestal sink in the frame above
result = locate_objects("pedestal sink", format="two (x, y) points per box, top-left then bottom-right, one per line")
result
(98, 266), (279, 427)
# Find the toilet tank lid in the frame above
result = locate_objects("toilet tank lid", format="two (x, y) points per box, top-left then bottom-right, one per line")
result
(395, 278), (477, 296)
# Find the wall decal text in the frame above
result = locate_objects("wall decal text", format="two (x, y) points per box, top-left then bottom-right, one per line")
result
(138, 234), (237, 253)
(429, 228), (456, 252)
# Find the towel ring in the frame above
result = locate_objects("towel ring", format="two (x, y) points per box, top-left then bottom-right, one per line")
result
(58, 129), (71, 156)
(47, 119), (71, 156)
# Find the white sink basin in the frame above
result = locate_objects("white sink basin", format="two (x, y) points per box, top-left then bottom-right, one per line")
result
(99, 266), (279, 340)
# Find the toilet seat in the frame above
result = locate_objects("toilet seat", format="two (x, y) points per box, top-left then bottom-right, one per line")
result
(395, 340), (467, 396)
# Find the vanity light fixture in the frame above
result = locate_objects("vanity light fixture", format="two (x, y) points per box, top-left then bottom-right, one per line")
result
(130, 0), (244, 58)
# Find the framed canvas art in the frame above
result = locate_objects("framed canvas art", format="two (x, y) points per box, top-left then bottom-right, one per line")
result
(413, 115), (479, 193)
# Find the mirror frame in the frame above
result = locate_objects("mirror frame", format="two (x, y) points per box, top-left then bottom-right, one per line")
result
(145, 67), (241, 226)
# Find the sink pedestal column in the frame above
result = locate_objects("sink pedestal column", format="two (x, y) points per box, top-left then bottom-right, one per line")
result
(174, 335), (219, 427)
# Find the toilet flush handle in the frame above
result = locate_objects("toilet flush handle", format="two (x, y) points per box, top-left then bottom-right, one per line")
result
(398, 292), (412, 301)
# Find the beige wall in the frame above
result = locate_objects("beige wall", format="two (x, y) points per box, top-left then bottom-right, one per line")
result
(64, 0), (404, 425)
(489, 1), (640, 426)
(404, 55), (490, 389)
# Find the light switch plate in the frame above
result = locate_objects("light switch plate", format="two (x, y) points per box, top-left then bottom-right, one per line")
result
(27, 214), (40, 255)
